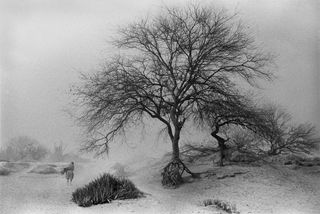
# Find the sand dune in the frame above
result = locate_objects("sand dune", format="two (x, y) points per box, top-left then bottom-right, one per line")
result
(1, 157), (319, 214)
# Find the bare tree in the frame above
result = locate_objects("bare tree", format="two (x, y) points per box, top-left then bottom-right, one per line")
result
(74, 4), (272, 186)
(260, 105), (320, 155)
(195, 94), (269, 166)
(48, 142), (67, 162)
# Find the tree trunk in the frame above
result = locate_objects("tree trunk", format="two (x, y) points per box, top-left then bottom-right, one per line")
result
(171, 129), (180, 160)
(217, 139), (227, 166)
(211, 127), (228, 167)
(161, 124), (196, 187)
(169, 109), (181, 161)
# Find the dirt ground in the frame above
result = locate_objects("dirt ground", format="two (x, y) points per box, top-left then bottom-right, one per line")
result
(1, 158), (320, 214)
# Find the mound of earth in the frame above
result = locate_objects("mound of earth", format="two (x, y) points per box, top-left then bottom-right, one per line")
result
(0, 161), (31, 175)
(29, 164), (60, 174)
(129, 153), (320, 214)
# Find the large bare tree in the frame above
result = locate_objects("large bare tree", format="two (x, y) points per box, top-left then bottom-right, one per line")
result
(74, 4), (272, 186)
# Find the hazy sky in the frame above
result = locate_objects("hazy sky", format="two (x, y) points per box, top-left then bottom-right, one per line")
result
(1, 0), (319, 158)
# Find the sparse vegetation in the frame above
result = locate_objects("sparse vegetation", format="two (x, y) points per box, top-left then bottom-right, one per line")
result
(46, 143), (66, 162)
(203, 199), (240, 214)
(288, 155), (320, 167)
(181, 144), (219, 163)
(229, 127), (263, 155)
(0, 167), (11, 176)
(195, 94), (271, 166)
(46, 142), (88, 163)
(72, 173), (144, 207)
(186, 103), (320, 167)
(226, 106), (320, 161)
(0, 162), (31, 175)
(29, 164), (59, 174)
(0, 136), (48, 161)
(260, 105), (320, 156)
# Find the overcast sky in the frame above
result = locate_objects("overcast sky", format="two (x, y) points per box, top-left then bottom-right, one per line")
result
(1, 0), (319, 158)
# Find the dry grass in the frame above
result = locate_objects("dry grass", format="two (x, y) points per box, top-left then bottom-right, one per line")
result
(203, 199), (240, 214)
(72, 173), (144, 207)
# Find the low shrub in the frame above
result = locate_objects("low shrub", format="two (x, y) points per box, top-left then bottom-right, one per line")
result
(312, 157), (320, 162)
(29, 164), (59, 174)
(229, 151), (257, 163)
(0, 162), (31, 175)
(5, 162), (31, 171)
(203, 199), (215, 206)
(203, 199), (240, 214)
(283, 155), (320, 167)
(72, 173), (144, 207)
(0, 167), (10, 176)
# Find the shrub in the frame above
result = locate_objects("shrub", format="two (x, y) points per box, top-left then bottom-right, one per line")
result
(72, 173), (144, 207)
(230, 128), (259, 151)
(229, 151), (257, 163)
(203, 199), (240, 214)
(46, 143), (66, 162)
(29, 164), (58, 174)
(0, 167), (11, 176)
(259, 106), (320, 156)
(3, 162), (31, 172)
(181, 144), (219, 163)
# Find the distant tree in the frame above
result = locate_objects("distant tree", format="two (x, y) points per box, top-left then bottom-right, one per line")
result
(112, 162), (128, 177)
(260, 105), (320, 155)
(49, 142), (66, 162)
(74, 4), (272, 186)
(1, 136), (48, 161)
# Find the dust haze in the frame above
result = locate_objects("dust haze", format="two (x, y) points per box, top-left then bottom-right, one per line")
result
(1, 0), (319, 160)
(1, 1), (320, 214)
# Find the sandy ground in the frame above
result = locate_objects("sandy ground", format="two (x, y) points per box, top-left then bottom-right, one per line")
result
(1, 158), (320, 214)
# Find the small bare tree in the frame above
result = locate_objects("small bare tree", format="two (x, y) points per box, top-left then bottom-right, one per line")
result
(74, 4), (272, 186)
(260, 105), (320, 155)
(195, 94), (270, 166)
(49, 142), (67, 162)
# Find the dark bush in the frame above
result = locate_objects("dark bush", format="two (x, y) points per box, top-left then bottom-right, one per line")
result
(72, 173), (144, 207)
(203, 199), (240, 214)
(0, 167), (11, 176)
